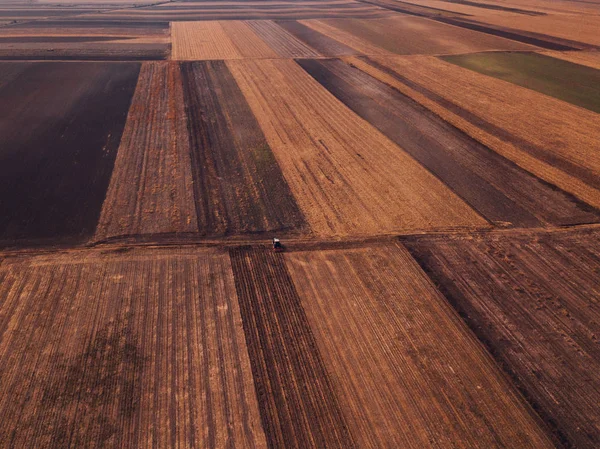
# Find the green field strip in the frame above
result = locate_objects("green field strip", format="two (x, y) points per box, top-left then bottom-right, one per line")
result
(441, 52), (600, 114)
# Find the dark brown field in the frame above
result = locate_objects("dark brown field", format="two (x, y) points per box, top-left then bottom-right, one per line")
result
(0, 61), (139, 247)
(403, 227), (600, 448)
(181, 60), (308, 236)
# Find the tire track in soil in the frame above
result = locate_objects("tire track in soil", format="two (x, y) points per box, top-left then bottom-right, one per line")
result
(298, 58), (600, 228)
(180, 60), (308, 237)
(229, 247), (356, 449)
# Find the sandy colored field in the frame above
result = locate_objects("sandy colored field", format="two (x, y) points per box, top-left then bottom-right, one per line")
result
(220, 20), (278, 58)
(541, 50), (600, 70)
(95, 62), (197, 242)
(349, 55), (600, 210)
(303, 16), (534, 55)
(171, 21), (240, 60)
(0, 247), (267, 448)
(285, 243), (555, 448)
(396, 0), (548, 16)
(403, 227), (600, 448)
(245, 20), (319, 58)
(227, 58), (487, 236)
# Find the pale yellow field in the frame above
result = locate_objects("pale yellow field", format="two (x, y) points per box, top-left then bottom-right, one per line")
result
(171, 21), (240, 60)
(227, 58), (487, 236)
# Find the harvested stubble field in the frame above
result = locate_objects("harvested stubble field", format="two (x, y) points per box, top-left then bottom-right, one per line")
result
(348, 54), (600, 211)
(0, 247), (267, 448)
(299, 57), (599, 228)
(1, 0), (600, 447)
(402, 227), (600, 448)
(283, 243), (556, 448)
(228, 58), (487, 236)
(0, 61), (139, 248)
(95, 61), (198, 242)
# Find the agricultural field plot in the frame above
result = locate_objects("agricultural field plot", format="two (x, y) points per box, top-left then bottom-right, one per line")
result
(541, 50), (600, 70)
(300, 16), (535, 55)
(228, 58), (487, 237)
(95, 62), (198, 242)
(402, 227), (600, 448)
(0, 247), (267, 448)
(74, 0), (393, 21)
(0, 61), (139, 248)
(282, 243), (556, 448)
(299, 58), (599, 228)
(349, 55), (600, 211)
(465, 11), (600, 47)
(442, 51), (600, 113)
(246, 20), (319, 58)
(180, 60), (307, 237)
(0, 22), (169, 60)
(0, 5), (105, 21)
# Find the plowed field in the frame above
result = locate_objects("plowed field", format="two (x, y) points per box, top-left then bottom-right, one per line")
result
(299, 58), (599, 227)
(403, 227), (600, 448)
(541, 50), (600, 69)
(228, 58), (487, 236)
(230, 247), (355, 448)
(0, 247), (267, 449)
(351, 55), (600, 210)
(171, 21), (240, 60)
(246, 20), (319, 58)
(0, 61), (139, 248)
(285, 243), (555, 448)
(181, 60), (307, 236)
(95, 62), (198, 242)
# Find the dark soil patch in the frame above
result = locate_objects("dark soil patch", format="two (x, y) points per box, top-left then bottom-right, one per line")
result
(0, 61), (140, 247)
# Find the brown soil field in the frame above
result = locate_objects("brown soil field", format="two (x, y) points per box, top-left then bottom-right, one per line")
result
(0, 61), (139, 248)
(541, 50), (600, 70)
(171, 21), (240, 60)
(303, 16), (535, 55)
(245, 20), (319, 58)
(402, 227), (600, 448)
(95, 62), (198, 243)
(0, 247), (267, 448)
(350, 55), (600, 210)
(181, 60), (307, 236)
(285, 243), (556, 448)
(229, 247), (355, 448)
(275, 20), (359, 56)
(299, 58), (599, 227)
(228, 58), (487, 236)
